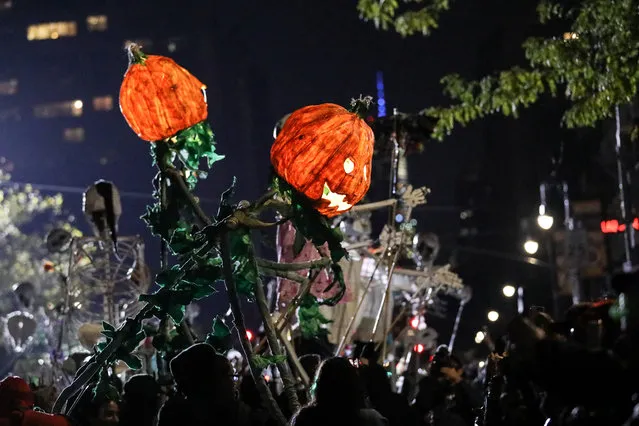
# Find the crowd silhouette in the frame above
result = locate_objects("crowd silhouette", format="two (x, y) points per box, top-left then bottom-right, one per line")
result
(1, 273), (638, 426)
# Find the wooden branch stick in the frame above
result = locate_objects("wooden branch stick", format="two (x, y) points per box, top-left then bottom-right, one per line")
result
(256, 257), (331, 271)
(259, 267), (308, 284)
(165, 168), (212, 226)
(255, 277), (300, 414)
(349, 199), (397, 213)
(255, 270), (319, 354)
(278, 327), (310, 387)
(220, 234), (287, 426)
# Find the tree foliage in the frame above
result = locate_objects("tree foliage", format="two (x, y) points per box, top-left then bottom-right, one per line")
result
(0, 159), (79, 305)
(359, 0), (639, 139)
(357, 0), (451, 37)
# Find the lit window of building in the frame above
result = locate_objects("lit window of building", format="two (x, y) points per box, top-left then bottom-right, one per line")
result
(86, 15), (107, 32)
(0, 1), (12, 11)
(93, 95), (113, 111)
(63, 128), (85, 143)
(0, 79), (18, 95)
(34, 100), (83, 118)
(0, 108), (20, 122)
(27, 21), (77, 41)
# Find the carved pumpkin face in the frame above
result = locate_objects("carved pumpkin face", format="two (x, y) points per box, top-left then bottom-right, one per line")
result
(271, 103), (374, 217)
(119, 44), (208, 142)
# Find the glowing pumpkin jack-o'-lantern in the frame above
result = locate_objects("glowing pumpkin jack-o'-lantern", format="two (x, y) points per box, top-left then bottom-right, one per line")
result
(119, 43), (208, 142)
(270, 103), (374, 218)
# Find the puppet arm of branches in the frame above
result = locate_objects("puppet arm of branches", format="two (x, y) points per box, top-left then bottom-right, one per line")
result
(357, 0), (451, 37)
(220, 234), (287, 426)
(256, 257), (331, 272)
(254, 276), (300, 414)
(165, 167), (282, 229)
(165, 168), (213, 226)
(255, 270), (321, 355)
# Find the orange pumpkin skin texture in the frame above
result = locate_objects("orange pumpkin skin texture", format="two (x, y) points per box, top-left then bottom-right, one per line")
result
(271, 103), (374, 218)
(119, 46), (208, 142)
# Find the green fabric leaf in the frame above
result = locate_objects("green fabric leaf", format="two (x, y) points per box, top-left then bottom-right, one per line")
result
(298, 295), (332, 338)
(182, 257), (223, 287)
(92, 369), (119, 402)
(168, 222), (198, 255)
(118, 353), (142, 370)
(272, 175), (347, 264)
(205, 316), (232, 354)
(252, 354), (288, 369)
(141, 203), (180, 240)
(172, 121), (225, 188)
(101, 321), (116, 339)
(155, 265), (182, 288)
(229, 229), (258, 299)
(167, 305), (186, 324)
(139, 290), (193, 323)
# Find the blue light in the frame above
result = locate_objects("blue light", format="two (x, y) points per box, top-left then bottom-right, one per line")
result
(376, 71), (386, 117)
(395, 213), (404, 223)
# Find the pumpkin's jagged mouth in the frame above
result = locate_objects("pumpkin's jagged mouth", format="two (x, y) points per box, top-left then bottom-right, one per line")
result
(321, 182), (352, 212)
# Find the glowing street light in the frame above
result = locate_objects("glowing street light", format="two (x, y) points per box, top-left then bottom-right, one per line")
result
(502, 284), (516, 298)
(474, 331), (485, 344)
(487, 310), (499, 322)
(523, 239), (539, 255)
(537, 205), (554, 230)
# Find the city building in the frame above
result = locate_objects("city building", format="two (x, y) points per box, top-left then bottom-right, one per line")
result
(0, 1), (270, 196)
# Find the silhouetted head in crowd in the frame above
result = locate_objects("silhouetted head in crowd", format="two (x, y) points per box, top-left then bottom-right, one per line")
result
(360, 363), (392, 401)
(170, 343), (236, 406)
(88, 398), (120, 426)
(562, 299), (620, 349)
(312, 357), (366, 411)
(120, 375), (160, 426)
(299, 354), (321, 380)
(429, 345), (462, 379)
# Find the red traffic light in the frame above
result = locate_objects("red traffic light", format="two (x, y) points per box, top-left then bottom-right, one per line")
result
(410, 316), (420, 329)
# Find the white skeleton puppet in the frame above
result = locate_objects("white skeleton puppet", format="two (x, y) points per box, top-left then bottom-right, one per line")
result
(329, 186), (431, 349)
(82, 180), (122, 253)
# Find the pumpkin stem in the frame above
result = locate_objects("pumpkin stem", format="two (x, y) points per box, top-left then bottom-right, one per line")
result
(349, 95), (375, 119)
(126, 43), (148, 66)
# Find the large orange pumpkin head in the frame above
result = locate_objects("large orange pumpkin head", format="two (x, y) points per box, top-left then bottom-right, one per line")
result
(270, 103), (374, 218)
(119, 44), (208, 142)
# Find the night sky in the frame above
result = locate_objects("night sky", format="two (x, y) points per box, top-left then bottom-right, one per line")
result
(1, 0), (581, 352)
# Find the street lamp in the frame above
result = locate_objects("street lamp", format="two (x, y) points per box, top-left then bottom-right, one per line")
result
(474, 331), (485, 344)
(523, 239), (539, 255)
(487, 310), (499, 322)
(537, 204), (554, 230)
(502, 284), (516, 298)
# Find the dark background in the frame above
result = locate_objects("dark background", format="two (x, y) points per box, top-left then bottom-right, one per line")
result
(0, 0), (620, 353)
